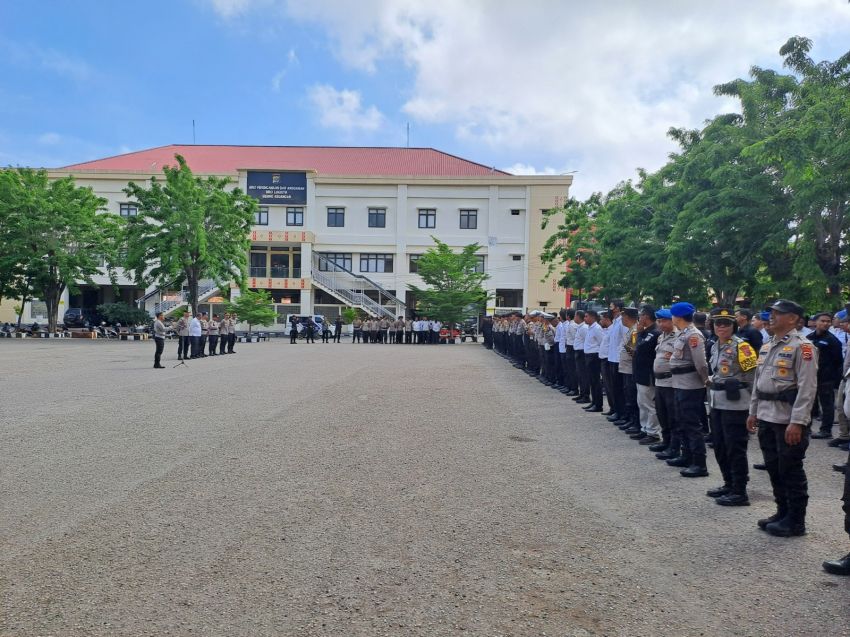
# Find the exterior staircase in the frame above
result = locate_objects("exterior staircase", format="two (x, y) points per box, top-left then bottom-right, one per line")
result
(147, 280), (220, 316)
(311, 253), (405, 319)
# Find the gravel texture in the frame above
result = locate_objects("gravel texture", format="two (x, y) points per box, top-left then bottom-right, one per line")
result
(1, 338), (849, 636)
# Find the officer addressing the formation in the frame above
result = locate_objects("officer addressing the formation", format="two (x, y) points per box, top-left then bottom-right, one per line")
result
(152, 311), (166, 369)
(668, 301), (710, 478)
(706, 308), (758, 506)
(747, 299), (818, 537)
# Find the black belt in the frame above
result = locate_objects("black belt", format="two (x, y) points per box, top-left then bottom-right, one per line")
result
(670, 365), (696, 375)
(756, 388), (798, 404)
(654, 371), (673, 380)
(709, 380), (749, 390)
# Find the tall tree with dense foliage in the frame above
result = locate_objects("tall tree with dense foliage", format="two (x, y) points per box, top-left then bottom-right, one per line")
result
(541, 36), (850, 310)
(123, 155), (257, 315)
(741, 36), (850, 303)
(0, 168), (122, 332)
(408, 238), (489, 325)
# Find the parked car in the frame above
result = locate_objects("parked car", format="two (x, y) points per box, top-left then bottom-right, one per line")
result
(62, 308), (102, 328)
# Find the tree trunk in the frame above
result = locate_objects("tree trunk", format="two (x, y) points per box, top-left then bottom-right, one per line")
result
(43, 282), (64, 334)
(186, 267), (199, 316)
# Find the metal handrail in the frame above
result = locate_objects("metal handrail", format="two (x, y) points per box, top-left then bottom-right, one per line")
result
(311, 254), (400, 318)
(312, 253), (406, 311)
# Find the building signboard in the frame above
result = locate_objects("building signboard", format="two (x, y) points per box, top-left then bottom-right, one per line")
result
(246, 171), (307, 204)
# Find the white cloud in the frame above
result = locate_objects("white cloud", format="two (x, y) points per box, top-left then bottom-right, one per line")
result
(206, 0), (260, 18)
(278, 0), (850, 196)
(270, 47), (298, 93)
(37, 132), (62, 145)
(307, 84), (384, 131)
(502, 163), (563, 176)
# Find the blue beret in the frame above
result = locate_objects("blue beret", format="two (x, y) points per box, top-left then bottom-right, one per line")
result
(837, 309), (848, 320)
(656, 308), (672, 319)
(759, 311), (771, 321)
(670, 302), (695, 317)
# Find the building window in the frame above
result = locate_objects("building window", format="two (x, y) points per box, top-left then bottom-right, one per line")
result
(254, 206), (269, 226)
(474, 255), (485, 273)
(418, 208), (436, 229)
(368, 207), (386, 228)
(119, 203), (138, 218)
(510, 209), (523, 216)
(496, 288), (523, 307)
(327, 207), (345, 227)
(459, 209), (478, 229)
(511, 254), (522, 261)
(319, 252), (352, 272)
(286, 207), (304, 226)
(409, 255), (421, 273)
(360, 253), (394, 273)
(250, 252), (267, 277)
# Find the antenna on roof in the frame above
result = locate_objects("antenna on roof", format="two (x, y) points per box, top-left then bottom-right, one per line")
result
(406, 122), (410, 148)
(192, 120), (196, 145)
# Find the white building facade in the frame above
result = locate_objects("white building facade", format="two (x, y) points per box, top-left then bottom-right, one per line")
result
(5, 146), (573, 330)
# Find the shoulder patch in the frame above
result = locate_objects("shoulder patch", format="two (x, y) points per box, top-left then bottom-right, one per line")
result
(689, 335), (700, 348)
(800, 343), (814, 361)
(738, 342), (758, 372)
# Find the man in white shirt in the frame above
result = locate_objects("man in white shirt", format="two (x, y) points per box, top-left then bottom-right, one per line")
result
(555, 310), (567, 389)
(188, 313), (202, 359)
(431, 319), (441, 344)
(607, 299), (628, 422)
(573, 310), (590, 403)
(582, 310), (604, 411)
(563, 309), (578, 395)
(598, 312), (614, 414)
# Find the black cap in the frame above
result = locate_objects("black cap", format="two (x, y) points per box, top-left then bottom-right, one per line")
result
(770, 299), (805, 319)
(622, 307), (639, 319)
(709, 307), (735, 321)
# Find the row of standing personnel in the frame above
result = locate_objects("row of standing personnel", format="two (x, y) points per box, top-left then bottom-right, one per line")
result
(174, 311), (239, 359)
(486, 299), (850, 576)
(351, 318), (444, 344)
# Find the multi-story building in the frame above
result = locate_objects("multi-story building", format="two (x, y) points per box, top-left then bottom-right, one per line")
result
(2, 146), (573, 329)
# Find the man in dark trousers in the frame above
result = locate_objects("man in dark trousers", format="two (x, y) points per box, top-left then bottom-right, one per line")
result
(808, 312), (844, 439)
(632, 306), (662, 444)
(823, 456), (850, 575)
(333, 316), (343, 343)
(289, 315), (299, 344)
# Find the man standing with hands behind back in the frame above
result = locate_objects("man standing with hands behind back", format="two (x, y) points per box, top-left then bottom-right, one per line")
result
(747, 299), (818, 537)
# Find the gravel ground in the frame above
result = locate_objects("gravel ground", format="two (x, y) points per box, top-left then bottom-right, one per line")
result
(0, 338), (848, 637)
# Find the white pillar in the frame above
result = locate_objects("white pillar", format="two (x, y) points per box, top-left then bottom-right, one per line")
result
(300, 289), (312, 315)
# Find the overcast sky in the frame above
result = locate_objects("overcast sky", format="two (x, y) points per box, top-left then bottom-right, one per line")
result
(1, 0), (849, 197)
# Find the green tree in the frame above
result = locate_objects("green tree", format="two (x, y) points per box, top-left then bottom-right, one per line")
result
(744, 37), (850, 304)
(0, 168), (122, 332)
(96, 302), (152, 326)
(407, 238), (489, 325)
(540, 193), (603, 300)
(226, 289), (277, 333)
(123, 155), (257, 315)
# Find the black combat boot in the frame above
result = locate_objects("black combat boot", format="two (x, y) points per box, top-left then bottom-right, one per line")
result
(822, 553), (850, 576)
(716, 491), (750, 506)
(757, 503), (788, 530)
(765, 513), (806, 537)
(648, 441), (668, 453)
(666, 455), (691, 468)
(706, 484), (731, 498)
(680, 455), (709, 478)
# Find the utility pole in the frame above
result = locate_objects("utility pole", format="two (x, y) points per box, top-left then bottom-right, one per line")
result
(406, 122), (410, 148)
(192, 120), (196, 144)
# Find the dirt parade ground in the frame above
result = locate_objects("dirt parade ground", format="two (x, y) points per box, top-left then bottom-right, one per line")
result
(1, 339), (848, 637)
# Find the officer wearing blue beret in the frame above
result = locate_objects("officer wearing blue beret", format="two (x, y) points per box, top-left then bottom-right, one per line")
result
(667, 302), (711, 478)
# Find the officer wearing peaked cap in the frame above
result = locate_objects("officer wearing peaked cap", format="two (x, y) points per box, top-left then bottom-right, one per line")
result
(667, 302), (711, 478)
(706, 307), (757, 506)
(748, 299), (818, 537)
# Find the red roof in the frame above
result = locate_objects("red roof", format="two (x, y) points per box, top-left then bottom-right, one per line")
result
(60, 145), (511, 177)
